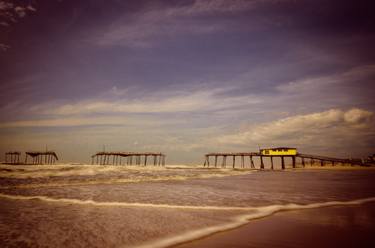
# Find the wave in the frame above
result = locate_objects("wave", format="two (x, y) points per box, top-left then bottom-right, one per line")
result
(134, 197), (375, 248)
(0, 164), (251, 180)
(0, 174), (250, 190)
(2, 192), (374, 248)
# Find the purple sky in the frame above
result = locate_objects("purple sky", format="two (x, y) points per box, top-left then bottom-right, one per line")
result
(1, 0), (375, 163)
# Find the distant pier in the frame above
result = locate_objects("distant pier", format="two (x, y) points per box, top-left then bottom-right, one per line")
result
(91, 152), (166, 166)
(25, 151), (59, 165)
(5, 151), (21, 164)
(3, 151), (59, 165)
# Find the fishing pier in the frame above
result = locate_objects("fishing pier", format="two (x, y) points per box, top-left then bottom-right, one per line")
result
(204, 147), (366, 169)
(4, 151), (21, 164)
(91, 152), (166, 166)
(25, 151), (59, 165)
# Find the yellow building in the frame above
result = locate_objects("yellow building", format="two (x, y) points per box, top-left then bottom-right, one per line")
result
(260, 147), (297, 156)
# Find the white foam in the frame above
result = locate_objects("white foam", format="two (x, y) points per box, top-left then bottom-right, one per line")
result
(1, 192), (374, 248)
(0, 193), (255, 210)
(0, 164), (251, 181)
(132, 197), (375, 248)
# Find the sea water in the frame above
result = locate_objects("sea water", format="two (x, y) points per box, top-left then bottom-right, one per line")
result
(1, 164), (375, 247)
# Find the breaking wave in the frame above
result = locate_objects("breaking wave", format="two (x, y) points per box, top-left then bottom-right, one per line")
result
(1, 192), (374, 248)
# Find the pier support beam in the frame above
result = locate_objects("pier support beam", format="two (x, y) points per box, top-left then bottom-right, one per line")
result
(292, 156), (296, 168)
(222, 155), (227, 168)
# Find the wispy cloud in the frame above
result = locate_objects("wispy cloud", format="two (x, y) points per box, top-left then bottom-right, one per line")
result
(277, 65), (375, 94)
(29, 87), (262, 116)
(93, 0), (272, 47)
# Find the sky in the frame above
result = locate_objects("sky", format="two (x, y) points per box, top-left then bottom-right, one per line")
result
(1, 0), (375, 164)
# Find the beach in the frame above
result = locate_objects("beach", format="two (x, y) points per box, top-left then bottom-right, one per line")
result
(1, 165), (375, 247)
(176, 202), (375, 248)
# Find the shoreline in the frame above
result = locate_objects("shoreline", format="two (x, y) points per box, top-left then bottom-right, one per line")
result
(133, 197), (375, 248)
(174, 202), (375, 248)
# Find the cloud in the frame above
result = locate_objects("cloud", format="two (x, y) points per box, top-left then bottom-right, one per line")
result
(0, 114), (188, 128)
(276, 65), (375, 94)
(217, 108), (375, 156)
(0, 43), (10, 51)
(93, 0), (271, 47)
(29, 87), (261, 116)
(0, 1), (37, 51)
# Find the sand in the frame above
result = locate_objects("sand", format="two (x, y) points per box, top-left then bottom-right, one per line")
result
(175, 202), (375, 248)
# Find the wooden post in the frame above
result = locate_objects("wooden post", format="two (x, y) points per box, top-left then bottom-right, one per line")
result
(214, 155), (218, 167)
(241, 155), (244, 168)
(332, 161), (335, 166)
(270, 156), (274, 170)
(302, 157), (305, 167)
(207, 155), (210, 167)
(162, 155), (165, 166)
(250, 156), (255, 168)
(260, 155), (264, 169)
(320, 160), (324, 166)
(232, 155), (236, 168)
(222, 155), (227, 168)
(281, 156), (285, 169)
(144, 155), (147, 166)
(153, 155), (156, 166)
(292, 156), (296, 168)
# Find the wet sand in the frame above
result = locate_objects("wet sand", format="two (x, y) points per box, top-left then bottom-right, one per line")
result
(175, 202), (375, 248)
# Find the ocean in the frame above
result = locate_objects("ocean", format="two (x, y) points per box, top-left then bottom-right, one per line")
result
(1, 164), (375, 247)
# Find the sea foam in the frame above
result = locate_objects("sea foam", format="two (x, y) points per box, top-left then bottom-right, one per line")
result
(0, 192), (374, 248)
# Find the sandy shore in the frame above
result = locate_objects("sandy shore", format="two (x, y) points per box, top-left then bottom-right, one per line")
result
(175, 202), (375, 248)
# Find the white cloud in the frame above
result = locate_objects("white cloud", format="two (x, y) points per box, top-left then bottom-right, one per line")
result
(217, 108), (375, 156)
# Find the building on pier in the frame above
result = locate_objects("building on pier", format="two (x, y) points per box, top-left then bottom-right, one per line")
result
(260, 147), (297, 156)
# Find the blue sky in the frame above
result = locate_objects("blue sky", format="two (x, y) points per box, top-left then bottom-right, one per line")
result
(1, 0), (375, 163)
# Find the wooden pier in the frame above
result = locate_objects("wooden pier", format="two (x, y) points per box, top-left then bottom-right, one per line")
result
(5, 151), (21, 164)
(25, 151), (58, 165)
(204, 153), (259, 168)
(91, 152), (166, 166)
(204, 152), (366, 169)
